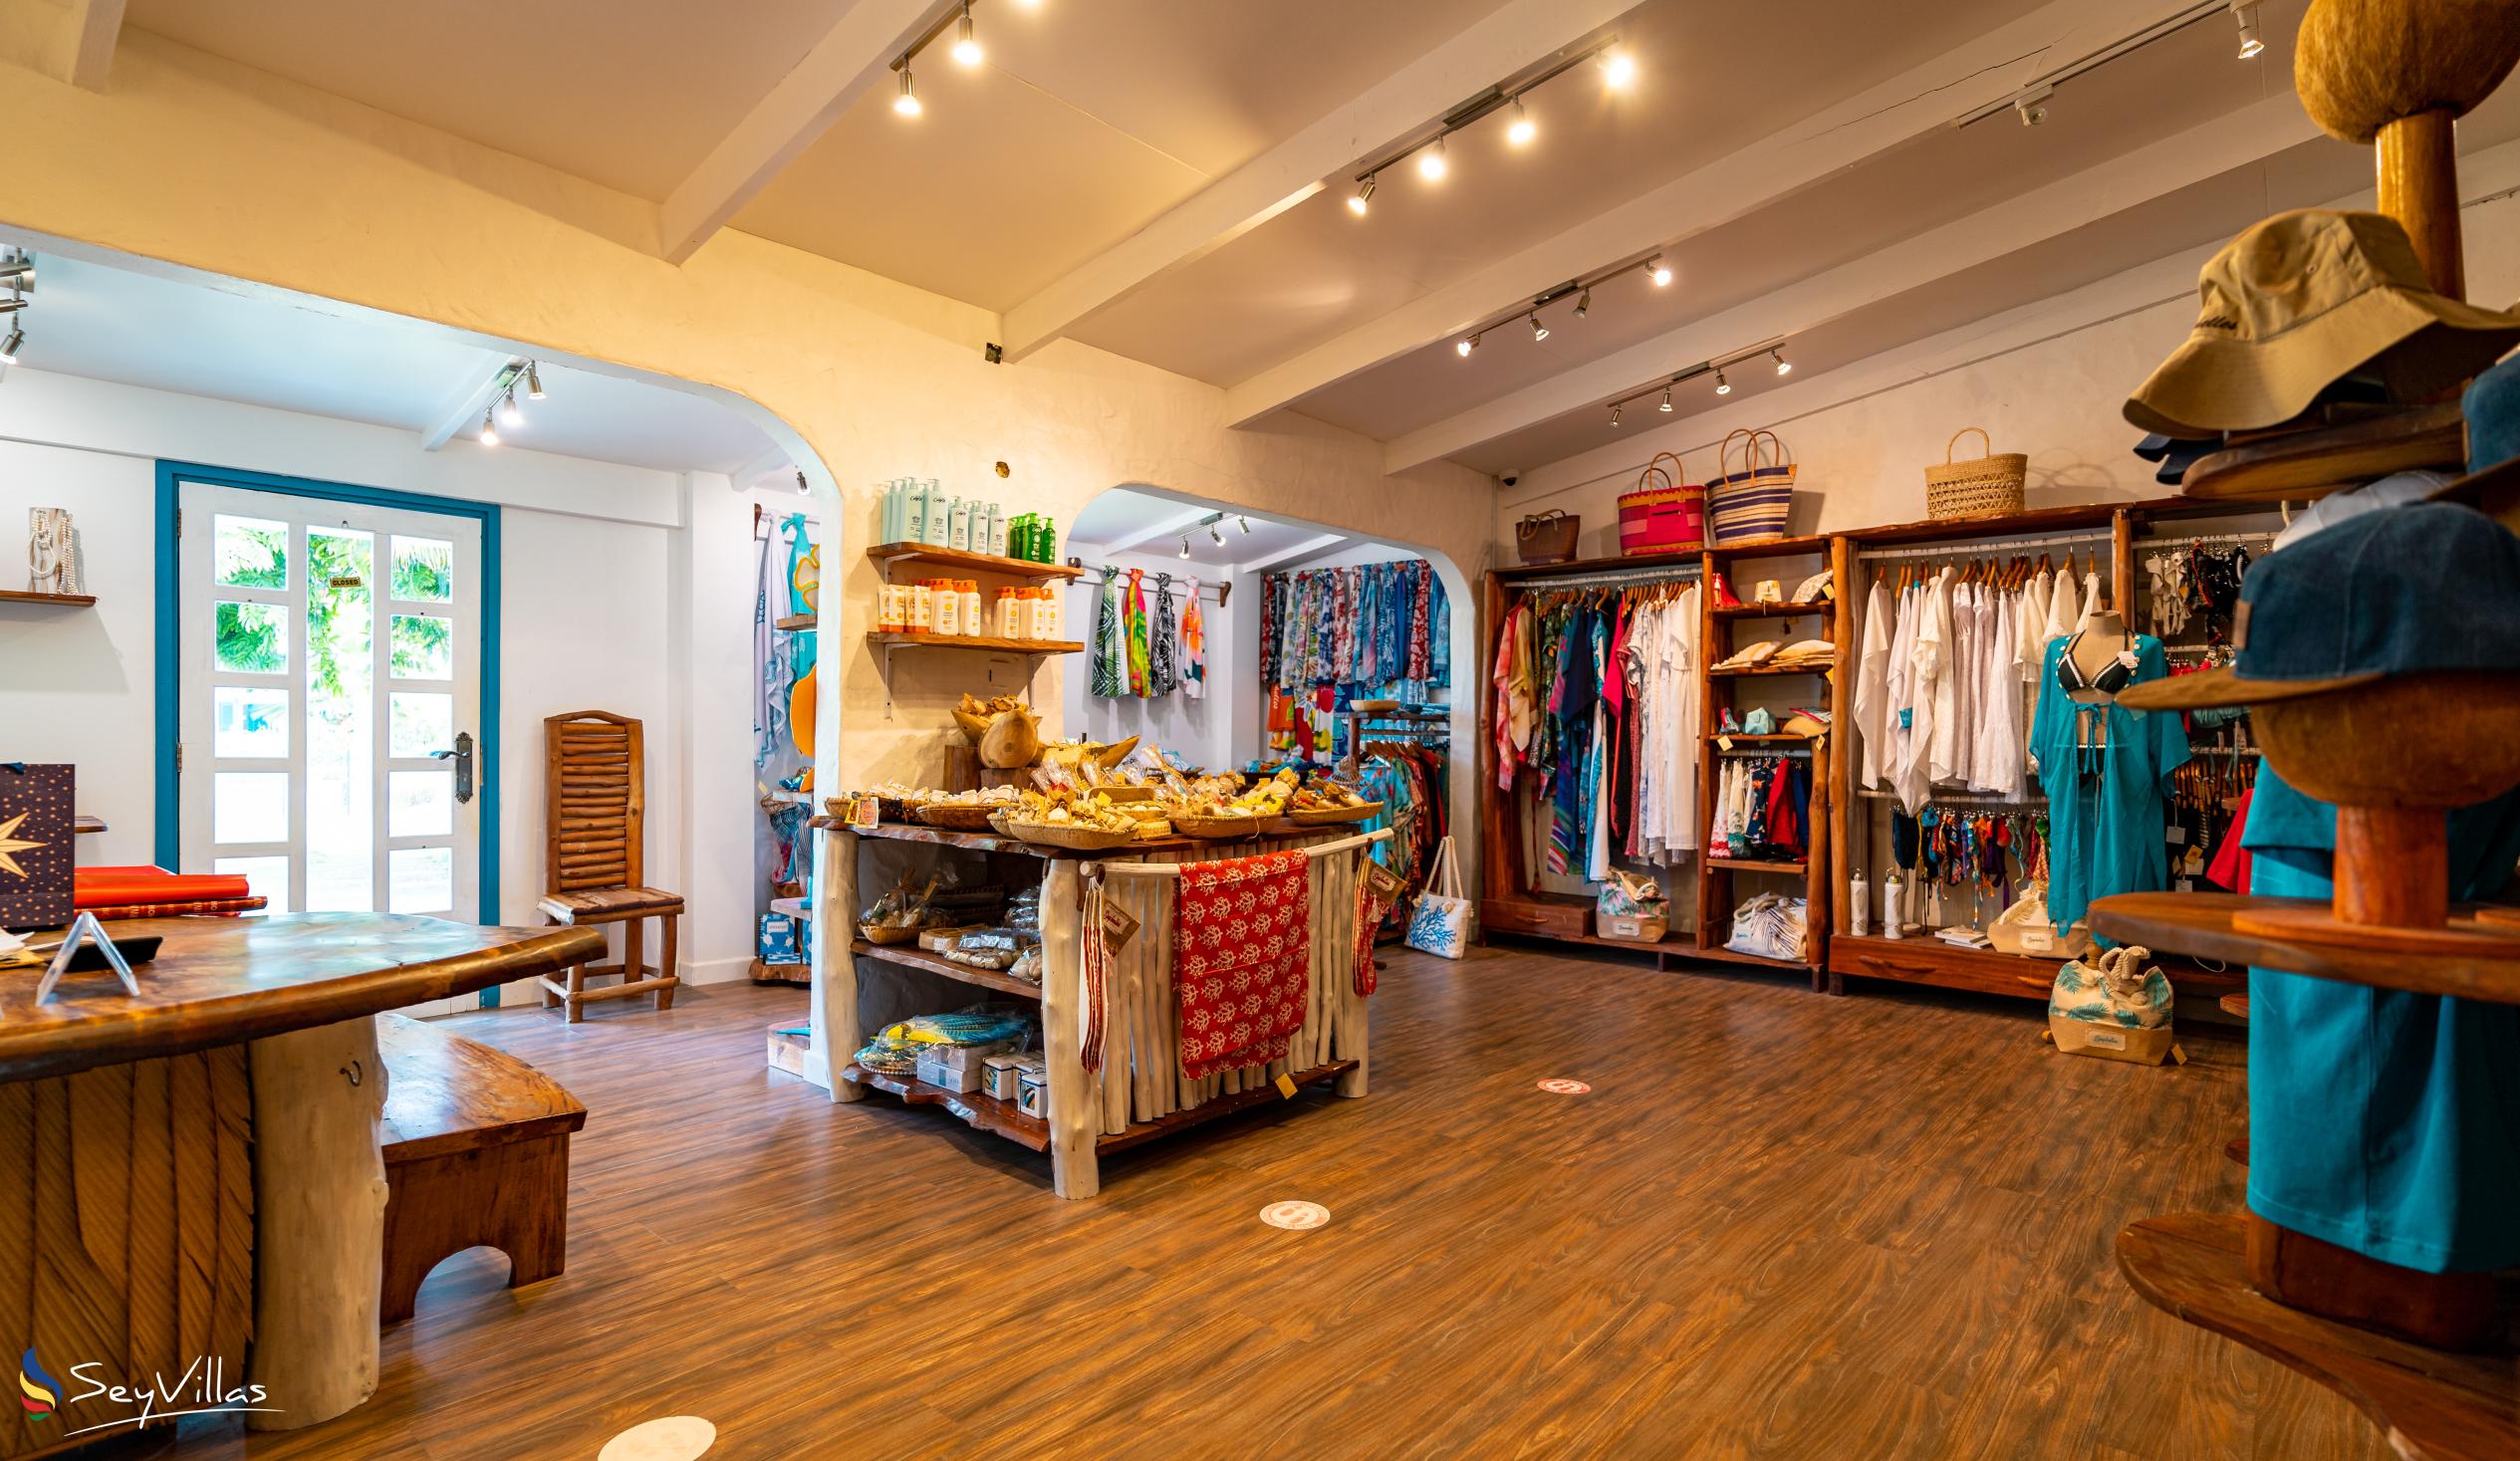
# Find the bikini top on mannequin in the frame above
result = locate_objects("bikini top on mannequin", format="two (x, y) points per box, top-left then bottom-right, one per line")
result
(2056, 626), (2140, 697)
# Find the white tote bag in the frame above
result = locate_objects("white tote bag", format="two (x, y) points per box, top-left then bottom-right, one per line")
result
(1404, 837), (1475, 960)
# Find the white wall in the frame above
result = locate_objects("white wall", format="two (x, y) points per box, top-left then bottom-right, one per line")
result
(0, 366), (760, 987)
(1059, 551), (1238, 772)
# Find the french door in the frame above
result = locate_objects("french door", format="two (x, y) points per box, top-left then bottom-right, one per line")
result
(176, 483), (484, 942)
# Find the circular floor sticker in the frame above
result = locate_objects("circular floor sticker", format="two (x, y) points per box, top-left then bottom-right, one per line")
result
(600, 1416), (717, 1461)
(1260, 1200), (1331, 1231)
(1537, 1078), (1593, 1095)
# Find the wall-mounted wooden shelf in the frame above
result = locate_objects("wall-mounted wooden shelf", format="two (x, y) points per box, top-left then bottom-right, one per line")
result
(1711, 601), (1831, 619)
(868, 630), (1084, 655)
(0, 589), (97, 608)
(773, 612), (818, 631)
(866, 542), (1084, 581)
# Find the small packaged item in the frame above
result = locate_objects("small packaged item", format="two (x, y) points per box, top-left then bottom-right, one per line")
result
(1016, 1057), (1048, 1117)
(982, 1055), (1023, 1100)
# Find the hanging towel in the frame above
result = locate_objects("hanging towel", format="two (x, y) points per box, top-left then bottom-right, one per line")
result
(1124, 568), (1151, 697)
(1180, 576), (1206, 699)
(1172, 850), (1312, 1079)
(1091, 567), (1127, 698)
(1148, 573), (1179, 696)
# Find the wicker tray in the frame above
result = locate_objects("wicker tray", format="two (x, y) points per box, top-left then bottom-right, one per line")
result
(1171, 812), (1265, 841)
(860, 922), (924, 946)
(1001, 822), (1137, 852)
(1288, 802), (1383, 826)
(916, 802), (1006, 832)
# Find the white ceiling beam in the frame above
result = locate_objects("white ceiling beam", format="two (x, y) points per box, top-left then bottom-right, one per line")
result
(732, 444), (794, 491)
(996, 0), (1631, 363)
(59, 0), (124, 90)
(417, 354), (525, 451)
(1237, 532), (1349, 576)
(1082, 505), (1215, 557)
(1221, 0), (2205, 429)
(656, 0), (942, 265)
(1381, 93), (2318, 472)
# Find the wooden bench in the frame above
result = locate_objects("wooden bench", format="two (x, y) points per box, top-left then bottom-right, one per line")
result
(378, 1014), (587, 1324)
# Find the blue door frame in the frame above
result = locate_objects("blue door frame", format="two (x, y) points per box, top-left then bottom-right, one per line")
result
(153, 460), (503, 926)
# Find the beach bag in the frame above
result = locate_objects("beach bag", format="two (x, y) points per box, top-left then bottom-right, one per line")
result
(1515, 510), (1580, 565)
(1707, 429), (1795, 546)
(1618, 452), (1704, 557)
(1924, 426), (2028, 520)
(2046, 945), (2182, 1065)
(1595, 869), (1668, 943)
(1404, 837), (1475, 959)
(1723, 891), (1808, 962)
(1985, 882), (2094, 959)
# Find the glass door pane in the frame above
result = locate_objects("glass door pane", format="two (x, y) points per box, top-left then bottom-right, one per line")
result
(304, 527), (375, 912)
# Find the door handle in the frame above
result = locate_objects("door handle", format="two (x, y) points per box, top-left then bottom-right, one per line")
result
(431, 732), (475, 804)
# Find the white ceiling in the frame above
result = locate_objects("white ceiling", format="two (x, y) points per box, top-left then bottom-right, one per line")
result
(80, 0), (2520, 483)
(1068, 488), (1384, 575)
(11, 251), (775, 474)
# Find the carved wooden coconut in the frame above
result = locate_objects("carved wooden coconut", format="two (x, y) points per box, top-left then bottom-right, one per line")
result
(978, 706), (1043, 769)
(2296, 0), (2520, 142)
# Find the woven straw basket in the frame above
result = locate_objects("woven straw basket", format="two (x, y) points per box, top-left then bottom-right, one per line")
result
(1924, 427), (2027, 520)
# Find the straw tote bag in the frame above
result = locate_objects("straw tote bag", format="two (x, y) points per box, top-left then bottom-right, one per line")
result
(1404, 837), (1475, 959)
(1924, 427), (2028, 520)
(1707, 429), (1795, 546)
(1618, 451), (1704, 557)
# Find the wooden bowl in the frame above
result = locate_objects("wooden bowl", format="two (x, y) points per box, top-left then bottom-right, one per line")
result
(1288, 802), (1383, 826)
(1170, 812), (1264, 841)
(916, 803), (1005, 832)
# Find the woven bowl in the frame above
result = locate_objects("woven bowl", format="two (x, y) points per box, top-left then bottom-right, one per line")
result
(916, 803), (1004, 833)
(859, 922), (923, 946)
(1289, 802), (1383, 826)
(1170, 812), (1265, 841)
(1003, 822), (1137, 852)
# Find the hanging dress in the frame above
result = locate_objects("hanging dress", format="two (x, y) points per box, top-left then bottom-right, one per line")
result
(1091, 567), (1127, 699)
(1124, 568), (1151, 696)
(1179, 577), (1206, 699)
(1147, 573), (1178, 697)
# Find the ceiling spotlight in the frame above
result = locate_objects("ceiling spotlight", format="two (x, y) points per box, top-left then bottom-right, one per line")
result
(1457, 333), (1480, 359)
(0, 325), (21, 365)
(1771, 347), (1791, 376)
(525, 362), (546, 400)
(1574, 288), (1591, 320)
(1658, 385), (1672, 413)
(1178, 537), (1192, 560)
(794, 470), (811, 496)
(1647, 258), (1672, 288)
(1714, 366), (1732, 396)
(2231, 0), (2264, 59)
(1507, 97), (1536, 147)
(1349, 175), (1376, 216)
(0, 261), (32, 289)
(894, 68), (921, 117)
(1418, 134), (1447, 181)
(1237, 516), (1252, 535)
(1208, 523), (1225, 546)
(1611, 404), (1623, 428)
(951, 3), (983, 66)
(1528, 310), (1549, 344)
(498, 387), (523, 426)
(478, 407), (500, 447)
(2015, 84), (2051, 126)
(1601, 49), (1637, 90)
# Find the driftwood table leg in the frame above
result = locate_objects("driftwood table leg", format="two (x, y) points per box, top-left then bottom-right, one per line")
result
(809, 827), (864, 1100)
(246, 1017), (388, 1431)
(1040, 860), (1099, 1199)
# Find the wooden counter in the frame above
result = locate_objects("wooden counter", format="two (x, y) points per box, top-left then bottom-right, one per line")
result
(0, 913), (603, 1085)
(0, 913), (604, 1457)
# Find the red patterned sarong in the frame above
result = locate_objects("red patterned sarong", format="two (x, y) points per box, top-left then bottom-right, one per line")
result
(1172, 851), (1310, 1079)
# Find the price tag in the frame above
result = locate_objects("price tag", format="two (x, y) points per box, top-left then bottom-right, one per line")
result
(1716, 735), (1734, 752)
(851, 796), (881, 830)
(2163, 825), (2186, 846)
(1274, 1073), (1299, 1099)
(1364, 860), (1404, 903)
(1098, 896), (1140, 954)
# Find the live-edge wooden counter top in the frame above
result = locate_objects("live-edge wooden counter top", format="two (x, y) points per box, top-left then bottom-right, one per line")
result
(0, 912), (606, 1085)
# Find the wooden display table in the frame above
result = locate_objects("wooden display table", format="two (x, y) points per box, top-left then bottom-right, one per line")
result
(0, 914), (601, 1457)
(804, 818), (1380, 1198)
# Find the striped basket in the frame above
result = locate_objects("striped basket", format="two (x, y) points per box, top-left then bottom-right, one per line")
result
(1707, 429), (1795, 547)
(1618, 452), (1705, 557)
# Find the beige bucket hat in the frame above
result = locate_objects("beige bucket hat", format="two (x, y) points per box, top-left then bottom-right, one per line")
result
(2125, 209), (2520, 439)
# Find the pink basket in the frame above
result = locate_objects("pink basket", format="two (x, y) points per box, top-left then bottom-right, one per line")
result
(1618, 453), (1705, 557)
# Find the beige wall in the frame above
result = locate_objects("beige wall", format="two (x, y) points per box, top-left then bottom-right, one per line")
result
(0, 30), (1496, 811)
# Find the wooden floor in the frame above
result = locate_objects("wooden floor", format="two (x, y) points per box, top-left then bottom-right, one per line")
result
(179, 944), (2394, 1460)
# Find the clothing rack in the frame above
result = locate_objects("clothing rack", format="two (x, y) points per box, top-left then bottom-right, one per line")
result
(1855, 529), (2116, 563)
(1068, 563), (1232, 606)
(751, 503), (819, 540)
(2138, 529), (2279, 550)
(1507, 564), (1700, 591)
(1857, 788), (2044, 805)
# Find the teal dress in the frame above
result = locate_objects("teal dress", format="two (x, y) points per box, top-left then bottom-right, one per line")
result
(2029, 635), (2191, 934)
(2243, 770), (2520, 1272)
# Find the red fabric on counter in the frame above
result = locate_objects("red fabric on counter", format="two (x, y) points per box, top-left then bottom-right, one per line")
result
(75, 865), (253, 908)
(1171, 850), (1310, 1080)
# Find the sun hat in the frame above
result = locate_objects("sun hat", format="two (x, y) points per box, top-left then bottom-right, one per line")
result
(2125, 210), (2520, 439)
(2117, 501), (2520, 712)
